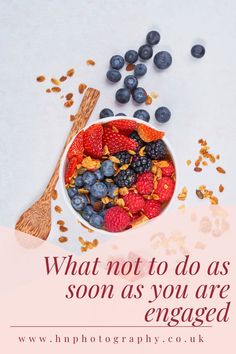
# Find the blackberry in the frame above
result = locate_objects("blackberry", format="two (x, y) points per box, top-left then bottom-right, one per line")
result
(145, 140), (169, 160)
(114, 168), (137, 188)
(131, 156), (151, 173)
(129, 131), (145, 151)
(115, 151), (131, 165)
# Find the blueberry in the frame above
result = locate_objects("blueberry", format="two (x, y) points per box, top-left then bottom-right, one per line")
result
(146, 30), (160, 45)
(133, 109), (150, 122)
(155, 106), (171, 123)
(94, 168), (104, 180)
(138, 44), (153, 60)
(99, 108), (114, 119)
(82, 205), (96, 221)
(115, 113), (127, 116)
(67, 187), (78, 199)
(99, 209), (107, 218)
(106, 69), (122, 83)
(90, 182), (108, 198)
(89, 194), (99, 206)
(132, 87), (147, 104)
(154, 51), (172, 69)
(110, 55), (124, 70)
(101, 160), (115, 177)
(124, 75), (138, 90)
(84, 184), (92, 191)
(115, 88), (131, 104)
(71, 193), (87, 211)
(89, 213), (104, 229)
(82, 171), (96, 185)
(106, 183), (119, 198)
(75, 175), (84, 187)
(134, 63), (147, 77)
(124, 50), (138, 64)
(191, 44), (205, 58)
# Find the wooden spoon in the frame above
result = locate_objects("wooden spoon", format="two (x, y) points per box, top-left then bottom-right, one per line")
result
(15, 88), (100, 240)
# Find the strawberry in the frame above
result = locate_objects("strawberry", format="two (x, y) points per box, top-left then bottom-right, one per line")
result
(137, 124), (164, 143)
(65, 156), (78, 184)
(154, 177), (175, 203)
(103, 127), (138, 154)
(83, 124), (103, 158)
(144, 200), (161, 219)
(67, 130), (84, 161)
(161, 161), (175, 177)
(136, 172), (154, 195)
(123, 192), (145, 214)
(104, 206), (131, 232)
(106, 119), (137, 136)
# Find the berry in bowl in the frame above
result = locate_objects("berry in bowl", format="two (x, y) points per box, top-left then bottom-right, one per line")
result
(60, 117), (177, 234)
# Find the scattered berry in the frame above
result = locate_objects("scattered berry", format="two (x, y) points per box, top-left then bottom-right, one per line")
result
(114, 151), (131, 165)
(110, 55), (125, 70)
(104, 206), (131, 232)
(124, 75), (138, 90)
(138, 44), (153, 60)
(67, 131), (84, 161)
(132, 87), (147, 104)
(129, 131), (145, 151)
(106, 119), (137, 136)
(89, 213), (104, 229)
(116, 88), (131, 104)
(90, 182), (108, 198)
(114, 168), (137, 188)
(103, 127), (138, 154)
(144, 200), (161, 219)
(146, 139), (169, 160)
(101, 160), (115, 176)
(134, 63), (147, 77)
(155, 107), (171, 123)
(106, 69), (122, 82)
(124, 192), (145, 213)
(146, 30), (160, 46)
(99, 108), (114, 119)
(71, 194), (87, 211)
(82, 171), (96, 186)
(133, 109), (150, 122)
(83, 123), (103, 158)
(131, 156), (152, 173)
(154, 51), (172, 69)
(161, 161), (175, 177)
(136, 172), (154, 195)
(154, 177), (175, 202)
(125, 50), (138, 64)
(137, 123), (164, 143)
(191, 44), (205, 58)
(67, 187), (78, 199)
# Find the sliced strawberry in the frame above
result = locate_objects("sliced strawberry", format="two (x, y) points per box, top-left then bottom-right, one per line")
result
(137, 124), (165, 143)
(65, 156), (78, 184)
(67, 130), (84, 161)
(103, 127), (138, 154)
(106, 119), (137, 136)
(83, 124), (103, 158)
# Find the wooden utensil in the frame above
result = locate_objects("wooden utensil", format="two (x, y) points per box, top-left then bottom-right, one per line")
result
(15, 88), (100, 240)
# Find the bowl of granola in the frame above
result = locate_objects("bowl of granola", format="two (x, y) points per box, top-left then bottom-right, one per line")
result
(59, 117), (177, 234)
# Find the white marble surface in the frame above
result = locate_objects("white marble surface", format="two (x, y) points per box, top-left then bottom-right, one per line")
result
(0, 0), (236, 228)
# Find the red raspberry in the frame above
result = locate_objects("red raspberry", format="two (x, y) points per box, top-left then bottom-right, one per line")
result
(104, 206), (131, 232)
(136, 172), (154, 195)
(154, 177), (175, 203)
(144, 200), (161, 219)
(161, 161), (175, 177)
(123, 192), (145, 214)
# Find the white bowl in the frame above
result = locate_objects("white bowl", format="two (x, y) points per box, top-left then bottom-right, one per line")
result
(59, 117), (179, 235)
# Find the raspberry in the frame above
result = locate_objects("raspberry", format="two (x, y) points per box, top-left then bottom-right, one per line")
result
(123, 192), (145, 214)
(136, 172), (154, 195)
(137, 123), (164, 143)
(103, 128), (138, 154)
(154, 177), (175, 203)
(83, 124), (103, 158)
(161, 161), (175, 177)
(104, 206), (131, 232)
(144, 200), (161, 219)
(106, 119), (137, 136)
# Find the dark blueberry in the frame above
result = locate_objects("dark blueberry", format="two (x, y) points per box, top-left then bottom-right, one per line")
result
(138, 44), (153, 60)
(124, 75), (138, 90)
(154, 51), (172, 70)
(90, 182), (108, 198)
(155, 106), (171, 123)
(116, 88), (131, 104)
(71, 193), (87, 211)
(129, 131), (145, 151)
(115, 113), (127, 116)
(133, 109), (150, 122)
(131, 156), (152, 173)
(67, 187), (78, 199)
(106, 183), (119, 198)
(94, 168), (104, 180)
(132, 87), (147, 104)
(114, 151), (131, 165)
(75, 175), (84, 188)
(191, 44), (205, 58)
(134, 63), (147, 77)
(125, 50), (138, 64)
(89, 213), (104, 229)
(146, 30), (160, 46)
(99, 209), (107, 218)
(89, 195), (99, 206)
(110, 55), (125, 70)
(114, 168), (137, 188)
(106, 69), (122, 83)
(145, 140), (169, 160)
(82, 205), (96, 221)
(99, 108), (114, 119)
(82, 171), (96, 185)
(101, 160), (115, 177)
